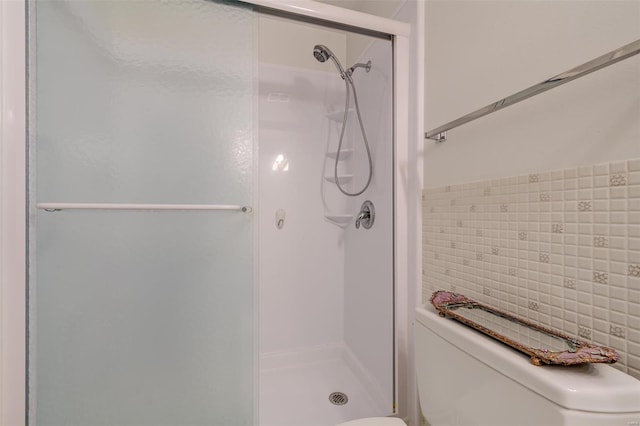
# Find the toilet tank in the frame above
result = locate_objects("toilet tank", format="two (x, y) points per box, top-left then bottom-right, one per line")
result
(415, 305), (640, 426)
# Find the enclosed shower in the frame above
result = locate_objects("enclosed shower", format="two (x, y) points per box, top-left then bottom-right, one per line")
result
(25, 1), (396, 425)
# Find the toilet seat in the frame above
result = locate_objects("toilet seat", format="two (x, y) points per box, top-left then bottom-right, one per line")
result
(336, 417), (406, 426)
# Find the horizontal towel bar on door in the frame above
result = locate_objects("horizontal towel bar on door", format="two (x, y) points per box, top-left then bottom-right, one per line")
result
(36, 203), (253, 213)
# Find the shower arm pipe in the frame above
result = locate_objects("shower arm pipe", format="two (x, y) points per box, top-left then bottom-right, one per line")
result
(36, 202), (252, 213)
(425, 38), (640, 142)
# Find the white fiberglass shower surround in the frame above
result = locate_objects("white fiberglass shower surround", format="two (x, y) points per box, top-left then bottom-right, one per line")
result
(0, 1), (410, 426)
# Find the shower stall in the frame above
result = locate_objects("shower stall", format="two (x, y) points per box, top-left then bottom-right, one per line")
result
(0, 1), (411, 425)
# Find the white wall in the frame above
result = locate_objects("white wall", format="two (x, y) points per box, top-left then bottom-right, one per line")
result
(424, 0), (640, 188)
(421, 0), (640, 392)
(422, 0), (640, 422)
(258, 13), (351, 357)
(259, 63), (346, 355)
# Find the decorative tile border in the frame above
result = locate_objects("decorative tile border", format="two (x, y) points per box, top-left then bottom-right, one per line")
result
(422, 158), (640, 379)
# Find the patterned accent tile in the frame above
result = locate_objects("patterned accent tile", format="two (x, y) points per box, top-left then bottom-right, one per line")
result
(422, 158), (640, 378)
(578, 201), (592, 212)
(562, 277), (575, 289)
(610, 174), (627, 187)
(593, 271), (608, 284)
(578, 326), (592, 340)
(610, 325), (626, 338)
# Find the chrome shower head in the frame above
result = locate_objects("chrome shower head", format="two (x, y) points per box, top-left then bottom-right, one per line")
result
(313, 44), (332, 63)
(313, 44), (347, 80)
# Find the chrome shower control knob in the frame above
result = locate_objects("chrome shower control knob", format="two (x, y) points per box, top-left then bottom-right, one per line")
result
(355, 200), (374, 230)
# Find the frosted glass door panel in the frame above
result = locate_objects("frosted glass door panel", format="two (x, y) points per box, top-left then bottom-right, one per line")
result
(34, 0), (253, 203)
(33, 212), (253, 425)
(29, 0), (254, 424)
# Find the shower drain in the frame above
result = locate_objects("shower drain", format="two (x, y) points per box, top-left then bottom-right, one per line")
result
(328, 391), (349, 406)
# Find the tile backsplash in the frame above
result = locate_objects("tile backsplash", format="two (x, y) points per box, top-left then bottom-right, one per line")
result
(422, 158), (640, 379)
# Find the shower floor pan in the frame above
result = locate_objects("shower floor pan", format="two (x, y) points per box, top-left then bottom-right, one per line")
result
(260, 351), (384, 426)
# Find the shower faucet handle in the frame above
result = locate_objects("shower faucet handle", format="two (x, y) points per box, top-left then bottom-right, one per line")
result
(355, 200), (375, 230)
(355, 211), (368, 229)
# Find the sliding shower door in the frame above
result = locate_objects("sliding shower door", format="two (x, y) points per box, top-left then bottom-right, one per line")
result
(28, 1), (255, 425)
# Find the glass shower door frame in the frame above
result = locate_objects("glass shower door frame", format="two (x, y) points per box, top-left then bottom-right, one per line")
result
(0, 1), (411, 424)
(0, 1), (28, 425)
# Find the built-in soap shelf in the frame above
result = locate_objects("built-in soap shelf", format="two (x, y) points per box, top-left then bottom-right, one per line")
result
(324, 174), (353, 184)
(324, 214), (353, 225)
(323, 107), (355, 227)
(326, 149), (353, 160)
(325, 108), (354, 123)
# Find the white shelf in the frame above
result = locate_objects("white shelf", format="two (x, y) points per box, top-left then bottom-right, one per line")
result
(325, 214), (353, 224)
(324, 174), (353, 184)
(326, 149), (353, 160)
(325, 108), (354, 122)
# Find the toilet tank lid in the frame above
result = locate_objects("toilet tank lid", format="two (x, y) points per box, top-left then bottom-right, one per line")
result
(416, 305), (640, 413)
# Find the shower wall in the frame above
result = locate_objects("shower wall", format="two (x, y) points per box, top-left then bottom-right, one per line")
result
(258, 51), (393, 361)
(258, 14), (348, 360)
(259, 62), (347, 357)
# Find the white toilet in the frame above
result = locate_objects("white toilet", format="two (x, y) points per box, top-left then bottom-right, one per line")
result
(339, 304), (640, 426)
